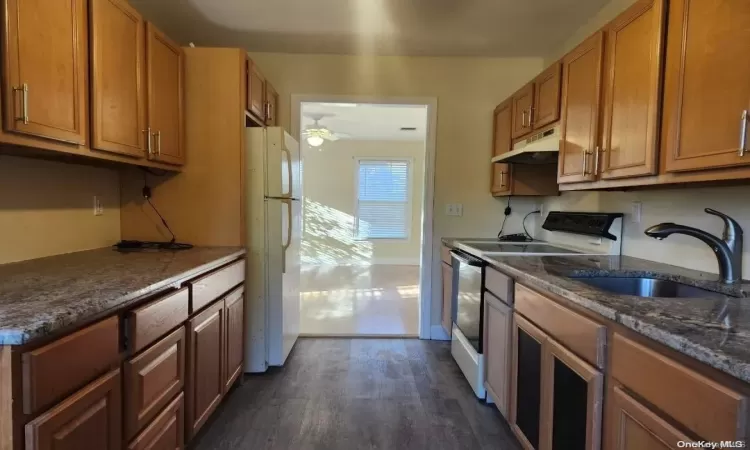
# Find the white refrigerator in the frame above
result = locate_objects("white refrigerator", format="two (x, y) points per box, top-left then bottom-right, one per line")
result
(245, 127), (302, 373)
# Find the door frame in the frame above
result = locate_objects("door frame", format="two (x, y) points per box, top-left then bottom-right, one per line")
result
(291, 94), (438, 340)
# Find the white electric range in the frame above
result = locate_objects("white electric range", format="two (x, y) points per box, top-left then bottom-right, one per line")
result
(448, 211), (624, 399)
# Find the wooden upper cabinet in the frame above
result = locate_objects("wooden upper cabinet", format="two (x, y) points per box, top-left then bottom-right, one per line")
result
(608, 386), (691, 450)
(558, 32), (604, 184)
(491, 101), (513, 195)
(600, 0), (665, 180)
(247, 59), (266, 121)
(511, 83), (535, 139)
(662, 0), (750, 173)
(90, 0), (146, 157)
(25, 369), (122, 450)
(3, 0), (87, 144)
(265, 82), (279, 127)
(146, 23), (185, 165)
(532, 62), (562, 130)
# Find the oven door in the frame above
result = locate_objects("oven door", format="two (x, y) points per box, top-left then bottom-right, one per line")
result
(451, 250), (485, 354)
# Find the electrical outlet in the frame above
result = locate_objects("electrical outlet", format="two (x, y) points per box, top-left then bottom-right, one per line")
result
(445, 203), (463, 217)
(631, 201), (642, 224)
(93, 196), (103, 216)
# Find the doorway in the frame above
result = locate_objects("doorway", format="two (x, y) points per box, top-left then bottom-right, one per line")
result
(293, 99), (434, 337)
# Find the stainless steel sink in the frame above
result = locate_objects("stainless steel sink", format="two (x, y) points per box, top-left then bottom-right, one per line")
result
(570, 276), (726, 299)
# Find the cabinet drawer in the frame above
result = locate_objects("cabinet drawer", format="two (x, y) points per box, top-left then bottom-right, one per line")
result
(514, 284), (605, 368)
(22, 316), (120, 415)
(127, 288), (189, 354)
(128, 392), (184, 450)
(612, 333), (749, 441)
(441, 245), (452, 266)
(190, 259), (245, 313)
(485, 266), (513, 303)
(124, 326), (185, 440)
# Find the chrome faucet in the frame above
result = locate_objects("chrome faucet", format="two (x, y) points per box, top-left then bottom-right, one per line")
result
(644, 208), (743, 284)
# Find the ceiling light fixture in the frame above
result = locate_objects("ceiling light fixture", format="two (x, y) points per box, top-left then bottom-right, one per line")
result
(306, 135), (325, 147)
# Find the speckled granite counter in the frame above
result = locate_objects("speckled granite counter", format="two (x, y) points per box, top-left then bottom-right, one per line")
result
(443, 237), (750, 384)
(0, 247), (245, 346)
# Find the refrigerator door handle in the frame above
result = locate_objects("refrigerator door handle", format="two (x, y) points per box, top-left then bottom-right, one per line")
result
(281, 198), (293, 273)
(281, 146), (293, 198)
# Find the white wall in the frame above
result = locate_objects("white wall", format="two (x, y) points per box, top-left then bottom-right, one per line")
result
(539, 0), (750, 279)
(249, 51), (546, 328)
(302, 139), (425, 266)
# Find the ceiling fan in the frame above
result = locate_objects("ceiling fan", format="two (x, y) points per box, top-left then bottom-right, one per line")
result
(301, 113), (348, 147)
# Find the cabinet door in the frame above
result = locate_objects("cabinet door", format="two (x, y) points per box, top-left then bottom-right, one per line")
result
(224, 288), (244, 393)
(558, 32), (604, 184)
(441, 262), (453, 336)
(186, 300), (225, 438)
(662, 0), (750, 172)
(90, 0), (146, 157)
(146, 23), (185, 165)
(607, 386), (690, 450)
(124, 326), (185, 440)
(484, 293), (512, 419)
(265, 82), (279, 127)
(600, 0), (665, 179)
(510, 314), (547, 450)
(247, 60), (266, 121)
(3, 0), (87, 144)
(128, 392), (184, 450)
(533, 62), (562, 130)
(512, 83), (535, 139)
(491, 101), (513, 196)
(543, 337), (604, 450)
(25, 369), (121, 450)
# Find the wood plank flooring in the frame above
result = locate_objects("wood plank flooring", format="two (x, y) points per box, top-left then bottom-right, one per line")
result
(191, 338), (521, 450)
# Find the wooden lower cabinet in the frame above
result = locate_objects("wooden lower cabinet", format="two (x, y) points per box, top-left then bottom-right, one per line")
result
(223, 287), (245, 393)
(25, 369), (122, 450)
(128, 393), (184, 450)
(441, 262), (453, 336)
(484, 292), (512, 418)
(607, 386), (689, 450)
(124, 326), (185, 440)
(186, 299), (225, 438)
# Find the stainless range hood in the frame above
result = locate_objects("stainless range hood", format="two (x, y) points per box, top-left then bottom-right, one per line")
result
(491, 126), (560, 164)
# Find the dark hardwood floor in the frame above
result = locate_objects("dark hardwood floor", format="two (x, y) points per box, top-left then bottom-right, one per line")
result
(191, 338), (521, 450)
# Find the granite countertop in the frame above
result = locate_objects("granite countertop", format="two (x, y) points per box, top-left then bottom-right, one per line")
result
(443, 237), (750, 384)
(0, 246), (245, 346)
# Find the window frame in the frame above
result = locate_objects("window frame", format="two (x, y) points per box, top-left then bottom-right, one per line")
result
(353, 156), (414, 242)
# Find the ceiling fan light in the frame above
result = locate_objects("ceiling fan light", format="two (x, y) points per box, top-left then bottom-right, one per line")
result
(307, 135), (325, 147)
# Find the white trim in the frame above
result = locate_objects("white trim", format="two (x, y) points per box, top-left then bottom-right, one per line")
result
(292, 94), (438, 340)
(353, 156), (414, 241)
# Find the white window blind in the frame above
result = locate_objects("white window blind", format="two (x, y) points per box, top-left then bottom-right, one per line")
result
(356, 159), (411, 240)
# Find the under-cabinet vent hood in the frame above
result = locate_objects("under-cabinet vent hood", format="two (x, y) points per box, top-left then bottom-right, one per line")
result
(491, 126), (560, 164)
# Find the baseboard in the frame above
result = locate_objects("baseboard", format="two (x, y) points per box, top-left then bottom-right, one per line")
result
(430, 325), (450, 341)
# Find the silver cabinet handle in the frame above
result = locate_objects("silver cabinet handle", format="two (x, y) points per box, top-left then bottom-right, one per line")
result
(740, 110), (748, 157)
(500, 171), (505, 186)
(521, 110), (528, 128)
(153, 130), (162, 156)
(528, 107), (534, 128)
(582, 149), (590, 175)
(594, 146), (601, 175)
(13, 83), (29, 124)
(143, 127), (152, 156)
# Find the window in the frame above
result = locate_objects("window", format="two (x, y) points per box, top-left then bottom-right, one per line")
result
(355, 158), (412, 240)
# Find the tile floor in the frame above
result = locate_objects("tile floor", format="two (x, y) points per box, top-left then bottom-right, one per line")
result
(300, 264), (420, 336)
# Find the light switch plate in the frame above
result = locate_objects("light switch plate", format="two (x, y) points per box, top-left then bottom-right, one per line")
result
(631, 201), (642, 224)
(93, 196), (103, 216)
(445, 203), (463, 216)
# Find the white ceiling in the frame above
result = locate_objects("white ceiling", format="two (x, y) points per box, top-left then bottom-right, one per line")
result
(301, 103), (428, 141)
(130, 0), (609, 57)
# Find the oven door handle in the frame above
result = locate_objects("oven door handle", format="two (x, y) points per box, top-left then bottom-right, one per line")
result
(450, 250), (484, 267)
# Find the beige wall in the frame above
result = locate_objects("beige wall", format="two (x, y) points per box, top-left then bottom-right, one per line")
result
(248, 52), (546, 327)
(539, 0), (750, 278)
(302, 139), (425, 266)
(0, 156), (120, 264)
